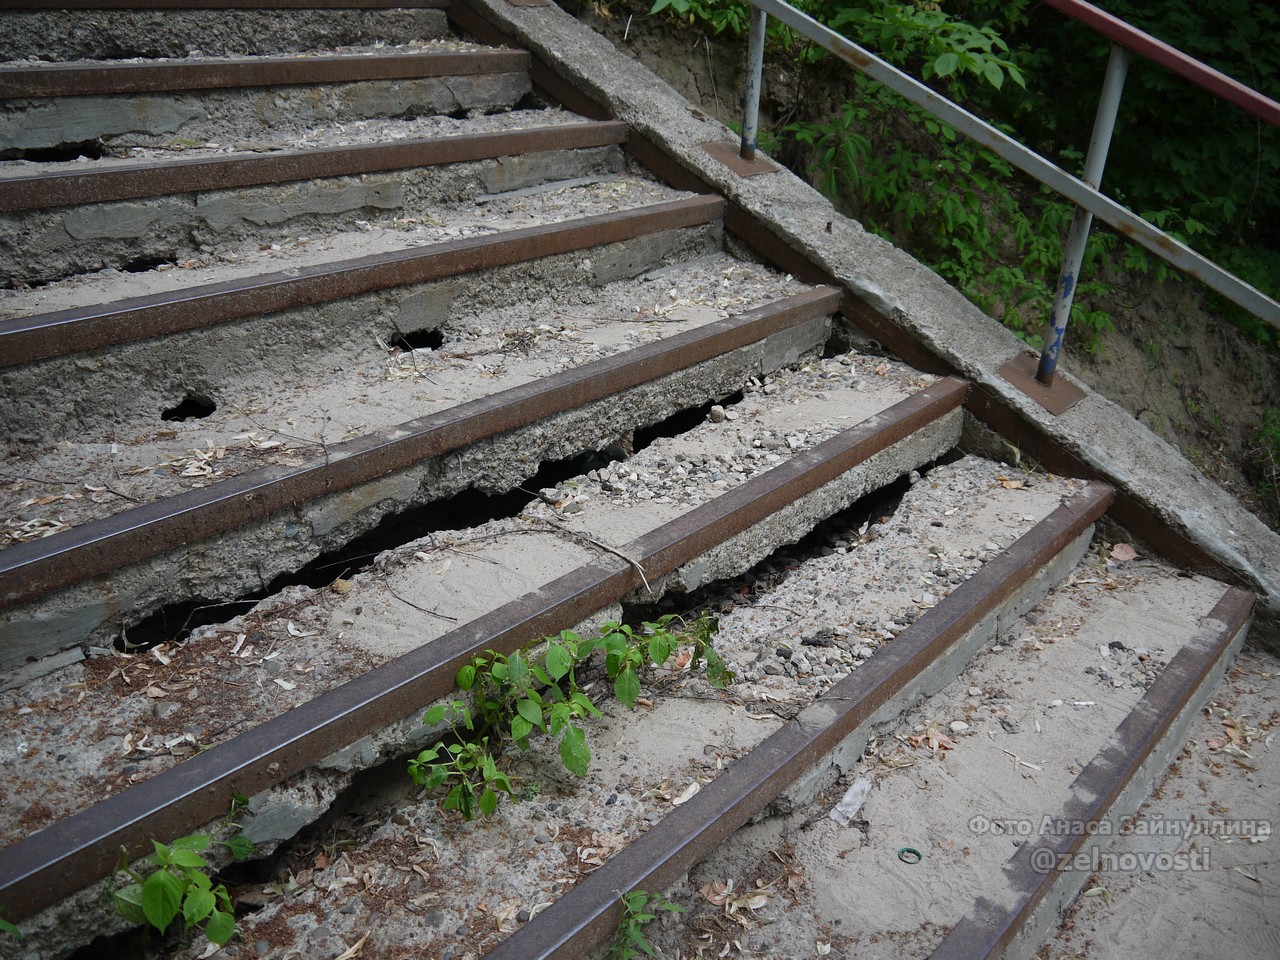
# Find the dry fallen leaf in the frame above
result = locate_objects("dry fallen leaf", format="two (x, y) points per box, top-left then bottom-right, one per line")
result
(332, 931), (369, 960)
(1110, 543), (1139, 562)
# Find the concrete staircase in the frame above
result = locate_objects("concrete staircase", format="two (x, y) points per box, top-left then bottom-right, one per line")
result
(0, 3), (1265, 959)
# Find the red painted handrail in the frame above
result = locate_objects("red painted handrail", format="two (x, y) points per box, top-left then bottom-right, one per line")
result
(1042, 0), (1280, 129)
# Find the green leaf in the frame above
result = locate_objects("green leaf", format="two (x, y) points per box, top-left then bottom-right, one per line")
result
(559, 725), (591, 777)
(479, 787), (500, 819)
(112, 883), (147, 926)
(220, 835), (254, 861)
(168, 849), (209, 869)
(511, 713), (533, 744)
(983, 60), (1004, 90)
(545, 643), (574, 681)
(183, 887), (216, 926)
(516, 697), (546, 731)
(424, 704), (448, 725)
(933, 52), (959, 77)
(647, 634), (672, 667)
(0, 915), (22, 940)
(141, 868), (184, 933)
(614, 666), (641, 708)
(507, 650), (529, 687)
(456, 664), (476, 690)
(204, 909), (236, 947)
(170, 834), (211, 853)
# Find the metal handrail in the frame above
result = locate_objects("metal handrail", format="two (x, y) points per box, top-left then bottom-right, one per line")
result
(736, 0), (1280, 389)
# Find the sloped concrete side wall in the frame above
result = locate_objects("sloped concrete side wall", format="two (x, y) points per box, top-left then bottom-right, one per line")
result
(460, 0), (1280, 639)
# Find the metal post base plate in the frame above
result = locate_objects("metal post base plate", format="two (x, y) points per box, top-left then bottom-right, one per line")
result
(999, 352), (1087, 415)
(701, 141), (779, 177)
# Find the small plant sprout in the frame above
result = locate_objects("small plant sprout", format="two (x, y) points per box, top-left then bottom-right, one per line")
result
(608, 889), (686, 960)
(412, 615), (729, 819)
(0, 909), (21, 940)
(110, 832), (254, 948)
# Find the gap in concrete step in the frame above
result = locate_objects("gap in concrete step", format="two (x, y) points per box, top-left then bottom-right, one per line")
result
(110, 389), (732, 653)
(159, 392), (217, 422)
(629, 451), (964, 625)
(0, 139), (105, 163)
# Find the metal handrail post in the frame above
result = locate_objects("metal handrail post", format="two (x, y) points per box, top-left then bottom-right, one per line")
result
(1036, 42), (1130, 386)
(740, 5), (767, 162)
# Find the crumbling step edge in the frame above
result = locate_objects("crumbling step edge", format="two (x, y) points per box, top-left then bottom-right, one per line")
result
(0, 283), (836, 607)
(481, 481), (1115, 960)
(930, 584), (1254, 960)
(0, 49), (529, 99)
(0, 121), (627, 213)
(0, 194), (721, 366)
(0, 375), (968, 921)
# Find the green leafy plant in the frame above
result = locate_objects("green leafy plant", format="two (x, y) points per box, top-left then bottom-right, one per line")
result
(411, 615), (730, 819)
(110, 832), (253, 948)
(608, 889), (686, 960)
(0, 910), (21, 940)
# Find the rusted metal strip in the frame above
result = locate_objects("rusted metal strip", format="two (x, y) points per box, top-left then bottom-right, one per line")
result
(930, 584), (1254, 960)
(0, 376), (967, 921)
(0, 283), (831, 608)
(0, 195), (721, 367)
(0, 49), (529, 99)
(483, 481), (1116, 960)
(0, 1), (448, 7)
(0, 121), (626, 213)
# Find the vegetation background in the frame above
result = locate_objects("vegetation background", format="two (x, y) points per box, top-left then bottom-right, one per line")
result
(567, 0), (1280, 529)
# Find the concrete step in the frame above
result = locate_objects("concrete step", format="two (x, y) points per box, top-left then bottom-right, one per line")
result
(90, 456), (1215, 960)
(0, 2), (452, 61)
(0, 360), (966, 959)
(0, 115), (629, 284)
(0, 42), (532, 154)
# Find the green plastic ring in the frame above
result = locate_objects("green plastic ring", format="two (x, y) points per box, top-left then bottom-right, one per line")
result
(897, 847), (923, 864)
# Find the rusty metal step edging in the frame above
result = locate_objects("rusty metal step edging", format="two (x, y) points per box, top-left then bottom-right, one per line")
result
(481, 480), (1117, 960)
(0, 49), (529, 100)
(929, 584), (1255, 960)
(0, 376), (968, 921)
(0, 281), (829, 608)
(0, 121), (628, 213)
(0, 194), (722, 367)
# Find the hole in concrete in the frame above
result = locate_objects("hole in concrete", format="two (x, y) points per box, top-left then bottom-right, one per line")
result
(121, 255), (172, 275)
(392, 327), (445, 352)
(0, 139), (105, 162)
(161, 392), (217, 422)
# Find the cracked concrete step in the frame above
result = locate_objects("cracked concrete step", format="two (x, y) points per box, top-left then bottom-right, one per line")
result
(0, 184), (722, 433)
(0, 281), (840, 665)
(123, 459), (1108, 960)
(0, 42), (532, 154)
(0, 363), (967, 956)
(0, 2), (452, 61)
(1, 256), (818, 538)
(648, 543), (1250, 960)
(0, 117), (629, 284)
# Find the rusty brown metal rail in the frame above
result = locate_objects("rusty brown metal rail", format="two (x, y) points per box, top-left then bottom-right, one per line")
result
(0, 282), (834, 608)
(0, 377), (968, 921)
(0, 195), (721, 367)
(482, 481), (1115, 960)
(930, 584), (1254, 959)
(0, 49), (528, 99)
(0, 121), (627, 212)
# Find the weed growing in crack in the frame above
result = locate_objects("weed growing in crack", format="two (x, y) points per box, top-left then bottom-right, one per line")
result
(109, 832), (254, 948)
(0, 909), (20, 940)
(411, 615), (731, 819)
(608, 889), (685, 960)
